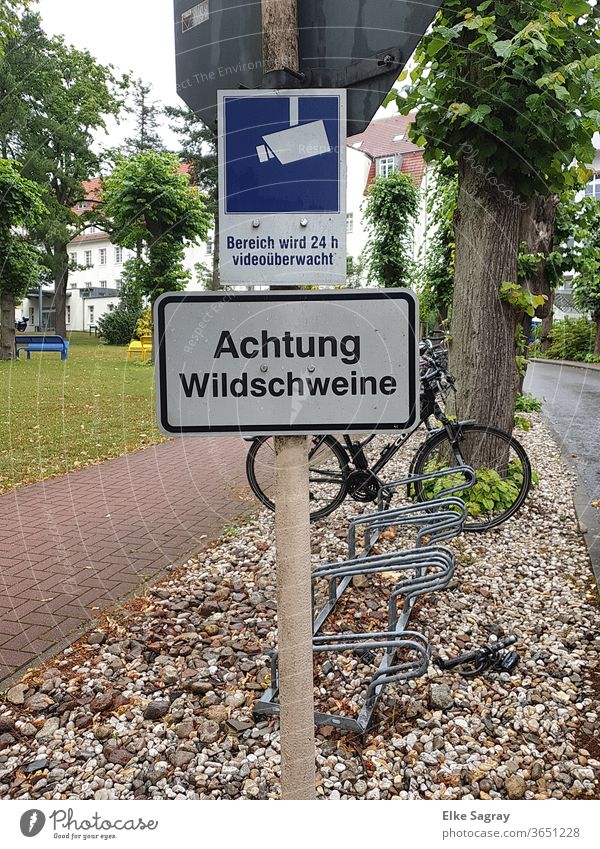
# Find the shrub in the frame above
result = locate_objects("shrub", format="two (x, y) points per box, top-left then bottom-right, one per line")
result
(420, 461), (538, 520)
(515, 393), (542, 412)
(545, 317), (595, 361)
(97, 266), (143, 346)
(135, 307), (152, 339)
(514, 415), (532, 432)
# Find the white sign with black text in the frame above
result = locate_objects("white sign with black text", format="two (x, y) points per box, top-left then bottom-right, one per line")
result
(155, 290), (419, 436)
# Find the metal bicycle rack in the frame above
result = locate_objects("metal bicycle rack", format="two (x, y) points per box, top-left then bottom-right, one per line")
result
(253, 466), (475, 734)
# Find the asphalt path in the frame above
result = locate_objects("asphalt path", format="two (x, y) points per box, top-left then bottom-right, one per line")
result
(524, 360), (600, 583)
(524, 361), (600, 501)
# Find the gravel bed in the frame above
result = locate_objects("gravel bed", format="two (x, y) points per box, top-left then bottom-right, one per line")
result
(0, 413), (598, 801)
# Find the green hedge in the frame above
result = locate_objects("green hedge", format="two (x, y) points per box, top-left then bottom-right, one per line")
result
(543, 317), (595, 362)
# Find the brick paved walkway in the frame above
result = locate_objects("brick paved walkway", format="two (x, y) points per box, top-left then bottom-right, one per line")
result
(0, 438), (255, 687)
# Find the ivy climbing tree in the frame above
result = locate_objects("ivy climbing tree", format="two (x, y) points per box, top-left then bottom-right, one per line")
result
(392, 0), (600, 436)
(418, 162), (457, 328)
(362, 171), (419, 286)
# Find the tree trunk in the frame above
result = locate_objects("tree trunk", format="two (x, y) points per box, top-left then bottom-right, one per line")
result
(449, 155), (521, 443)
(594, 313), (600, 357)
(541, 292), (554, 353)
(262, 0), (299, 73)
(518, 194), (558, 388)
(53, 243), (69, 338)
(211, 211), (220, 290)
(0, 291), (16, 360)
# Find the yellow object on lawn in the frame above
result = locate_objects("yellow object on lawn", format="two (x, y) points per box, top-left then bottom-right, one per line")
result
(127, 339), (143, 360)
(140, 335), (153, 362)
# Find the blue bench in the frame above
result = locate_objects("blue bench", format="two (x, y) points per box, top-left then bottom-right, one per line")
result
(15, 335), (70, 361)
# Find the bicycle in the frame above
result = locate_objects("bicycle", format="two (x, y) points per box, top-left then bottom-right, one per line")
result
(245, 339), (532, 531)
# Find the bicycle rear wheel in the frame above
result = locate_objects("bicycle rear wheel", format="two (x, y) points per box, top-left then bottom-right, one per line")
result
(411, 424), (532, 532)
(246, 435), (349, 522)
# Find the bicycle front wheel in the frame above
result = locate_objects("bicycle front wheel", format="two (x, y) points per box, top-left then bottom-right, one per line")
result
(246, 435), (350, 522)
(411, 424), (532, 532)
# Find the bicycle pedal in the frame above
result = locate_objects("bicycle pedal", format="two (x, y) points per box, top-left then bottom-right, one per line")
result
(496, 651), (519, 673)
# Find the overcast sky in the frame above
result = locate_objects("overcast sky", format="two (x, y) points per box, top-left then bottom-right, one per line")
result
(37, 0), (181, 148)
(36, 0), (399, 151)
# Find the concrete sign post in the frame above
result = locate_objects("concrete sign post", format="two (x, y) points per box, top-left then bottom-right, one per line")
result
(155, 290), (419, 437)
(218, 89), (347, 287)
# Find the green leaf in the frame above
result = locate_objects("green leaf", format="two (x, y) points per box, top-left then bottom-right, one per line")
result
(492, 40), (513, 59)
(469, 104), (492, 123)
(427, 38), (447, 57)
(449, 102), (471, 116)
(562, 0), (591, 17)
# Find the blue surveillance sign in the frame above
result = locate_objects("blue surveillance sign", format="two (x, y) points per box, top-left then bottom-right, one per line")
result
(218, 89), (347, 286)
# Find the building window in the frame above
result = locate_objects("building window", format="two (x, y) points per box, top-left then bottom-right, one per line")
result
(66, 305), (71, 325)
(346, 213), (354, 234)
(76, 201), (89, 211)
(100, 280), (107, 289)
(84, 250), (93, 267)
(88, 305), (94, 326)
(99, 248), (107, 265)
(70, 280), (77, 289)
(115, 246), (123, 264)
(115, 278), (122, 290)
(377, 156), (397, 178)
(108, 303), (114, 312)
(69, 251), (77, 265)
(88, 226), (96, 234)
(30, 307), (35, 323)
(585, 172), (600, 198)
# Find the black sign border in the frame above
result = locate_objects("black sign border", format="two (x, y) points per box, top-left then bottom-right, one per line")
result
(156, 290), (418, 436)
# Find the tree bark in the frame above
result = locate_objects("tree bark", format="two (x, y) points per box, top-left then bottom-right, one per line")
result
(518, 194), (558, 387)
(53, 242), (69, 337)
(211, 210), (220, 291)
(0, 291), (16, 360)
(262, 0), (299, 73)
(449, 155), (521, 441)
(518, 195), (557, 318)
(541, 292), (554, 353)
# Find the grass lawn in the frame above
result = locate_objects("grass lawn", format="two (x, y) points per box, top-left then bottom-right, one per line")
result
(0, 332), (166, 493)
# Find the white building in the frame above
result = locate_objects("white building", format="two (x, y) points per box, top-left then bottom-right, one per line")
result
(21, 178), (214, 333)
(345, 113), (426, 274)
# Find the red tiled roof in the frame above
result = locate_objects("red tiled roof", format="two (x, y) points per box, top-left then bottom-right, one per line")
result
(70, 231), (111, 244)
(347, 113), (421, 159)
(72, 179), (103, 215)
(72, 164), (193, 215)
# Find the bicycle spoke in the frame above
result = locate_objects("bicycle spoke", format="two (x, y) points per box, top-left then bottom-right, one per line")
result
(247, 436), (348, 521)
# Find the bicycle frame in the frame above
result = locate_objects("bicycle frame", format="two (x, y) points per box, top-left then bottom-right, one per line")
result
(332, 390), (470, 482)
